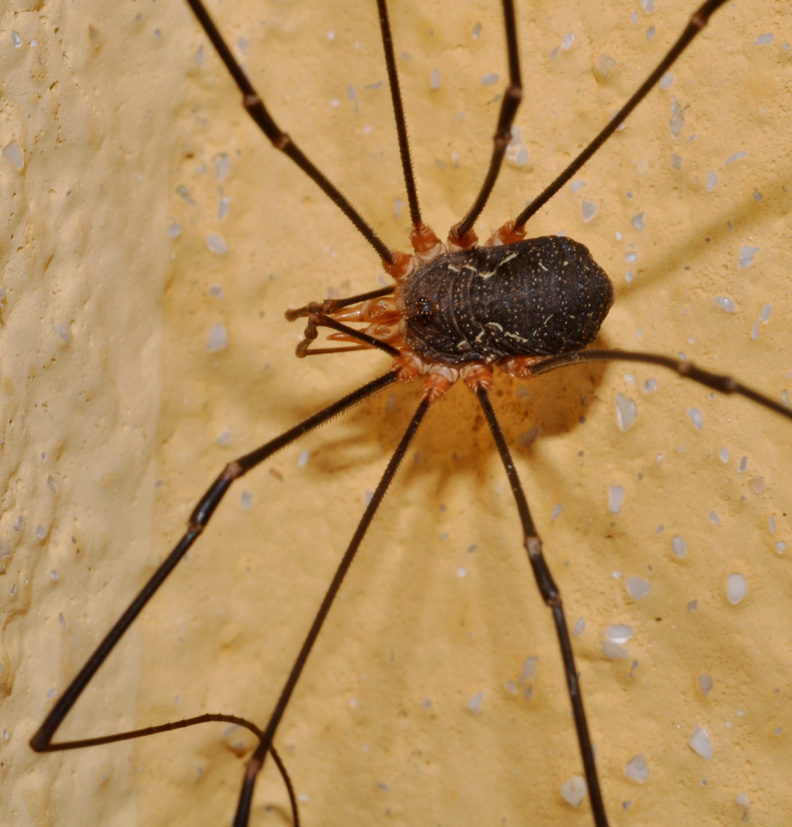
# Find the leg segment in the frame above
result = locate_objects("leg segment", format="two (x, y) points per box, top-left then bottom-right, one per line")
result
(30, 371), (399, 821)
(450, 0), (523, 249)
(512, 0), (729, 231)
(530, 349), (792, 423)
(476, 386), (609, 827)
(184, 0), (393, 264)
(233, 397), (431, 826)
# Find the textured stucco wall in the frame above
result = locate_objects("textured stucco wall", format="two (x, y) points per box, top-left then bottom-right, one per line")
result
(2, 2), (184, 825)
(4, 1), (792, 826)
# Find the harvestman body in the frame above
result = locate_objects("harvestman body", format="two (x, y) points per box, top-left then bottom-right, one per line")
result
(29, 0), (792, 825)
(397, 238), (613, 367)
(293, 235), (613, 400)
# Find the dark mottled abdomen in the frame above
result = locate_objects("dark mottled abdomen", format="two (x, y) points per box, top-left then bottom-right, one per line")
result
(399, 236), (614, 366)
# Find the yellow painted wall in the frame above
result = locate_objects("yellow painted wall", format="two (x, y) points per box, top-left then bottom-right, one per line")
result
(4, 1), (792, 825)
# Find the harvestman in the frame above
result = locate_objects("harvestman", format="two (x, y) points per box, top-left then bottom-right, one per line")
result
(29, 0), (792, 824)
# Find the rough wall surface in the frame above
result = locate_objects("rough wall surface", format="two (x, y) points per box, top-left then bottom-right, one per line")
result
(3, 1), (792, 826)
(1, 2), (181, 824)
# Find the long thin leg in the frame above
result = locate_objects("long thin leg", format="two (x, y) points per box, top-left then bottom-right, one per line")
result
(39, 711), (300, 826)
(450, 0), (523, 247)
(184, 0), (394, 264)
(476, 386), (609, 827)
(513, 0), (728, 231)
(29, 371), (397, 753)
(529, 349), (792, 423)
(377, 0), (422, 232)
(233, 397), (431, 827)
(34, 711), (263, 752)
